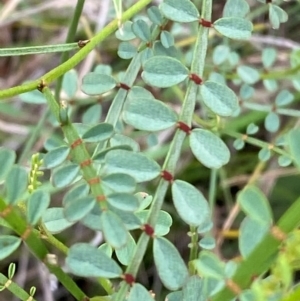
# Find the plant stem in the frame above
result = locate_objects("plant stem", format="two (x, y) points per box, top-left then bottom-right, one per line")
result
(0, 0), (152, 100)
(55, 0), (86, 100)
(0, 198), (87, 300)
(114, 0), (213, 299)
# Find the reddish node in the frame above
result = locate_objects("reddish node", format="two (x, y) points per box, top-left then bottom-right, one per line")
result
(266, 0), (272, 3)
(21, 226), (32, 241)
(87, 177), (100, 185)
(177, 121), (191, 134)
(70, 138), (83, 149)
(143, 224), (155, 237)
(123, 273), (135, 286)
(80, 159), (93, 168)
(119, 82), (131, 91)
(161, 170), (174, 183)
(96, 195), (106, 202)
(0, 205), (12, 218)
(189, 73), (202, 85)
(78, 40), (90, 48)
(37, 80), (47, 92)
(200, 19), (212, 28)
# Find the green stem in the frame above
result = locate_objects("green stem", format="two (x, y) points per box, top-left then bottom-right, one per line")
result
(42, 87), (108, 211)
(0, 0), (152, 100)
(114, 0), (213, 299)
(208, 169), (217, 212)
(189, 226), (199, 274)
(223, 130), (292, 159)
(0, 273), (37, 301)
(0, 43), (79, 57)
(212, 195), (300, 301)
(55, 0), (86, 100)
(0, 198), (87, 300)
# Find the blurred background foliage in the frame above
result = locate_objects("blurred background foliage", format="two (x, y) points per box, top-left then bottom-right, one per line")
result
(1, 0), (300, 300)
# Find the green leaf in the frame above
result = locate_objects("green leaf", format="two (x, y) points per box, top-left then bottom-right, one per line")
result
(199, 235), (216, 250)
(160, 0), (199, 23)
(239, 216), (270, 258)
(136, 210), (172, 236)
(147, 6), (164, 26)
(118, 42), (137, 60)
(263, 79), (278, 92)
(82, 123), (114, 143)
(64, 195), (96, 222)
(105, 150), (161, 182)
(237, 185), (273, 224)
(239, 84), (254, 100)
(115, 21), (136, 41)
(182, 276), (202, 301)
(135, 192), (153, 210)
(200, 81), (239, 116)
(172, 180), (210, 227)
(110, 134), (140, 152)
(109, 207), (142, 230)
(0, 148), (15, 180)
(81, 204), (103, 231)
(63, 183), (90, 206)
(123, 97), (178, 131)
(42, 208), (75, 233)
(153, 237), (189, 290)
(246, 123), (259, 135)
(223, 0), (250, 17)
(102, 173), (136, 193)
(153, 41), (181, 59)
(237, 65), (260, 84)
(212, 45), (230, 65)
(142, 56), (189, 88)
(19, 89), (46, 104)
(128, 283), (155, 301)
(62, 69), (78, 98)
(27, 190), (50, 225)
(233, 138), (245, 150)
(275, 90), (294, 107)
(100, 210), (128, 249)
(161, 31), (174, 48)
(115, 233), (136, 266)
(278, 155), (292, 167)
(5, 165), (28, 204)
(66, 243), (122, 278)
(262, 47), (277, 69)
(94, 64), (112, 75)
(132, 19), (151, 42)
(288, 128), (300, 168)
(93, 145), (133, 163)
(194, 251), (225, 279)
(106, 193), (139, 211)
(52, 163), (81, 188)
(0, 236), (21, 260)
(166, 292), (183, 301)
(214, 17), (253, 40)
(189, 129), (230, 169)
(269, 4), (288, 29)
(43, 145), (70, 169)
(82, 104), (102, 124)
(82, 73), (117, 95)
(264, 112), (280, 133)
(258, 148), (271, 162)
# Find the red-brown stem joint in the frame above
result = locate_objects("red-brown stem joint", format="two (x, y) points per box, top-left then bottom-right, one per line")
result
(37, 80), (47, 92)
(87, 177), (100, 185)
(161, 170), (174, 183)
(189, 73), (202, 85)
(270, 225), (287, 242)
(177, 121), (191, 135)
(200, 19), (212, 28)
(78, 40), (90, 48)
(96, 195), (106, 202)
(21, 226), (32, 241)
(80, 159), (93, 168)
(123, 273), (135, 286)
(143, 224), (155, 237)
(0, 205), (13, 218)
(70, 138), (83, 149)
(118, 82), (131, 91)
